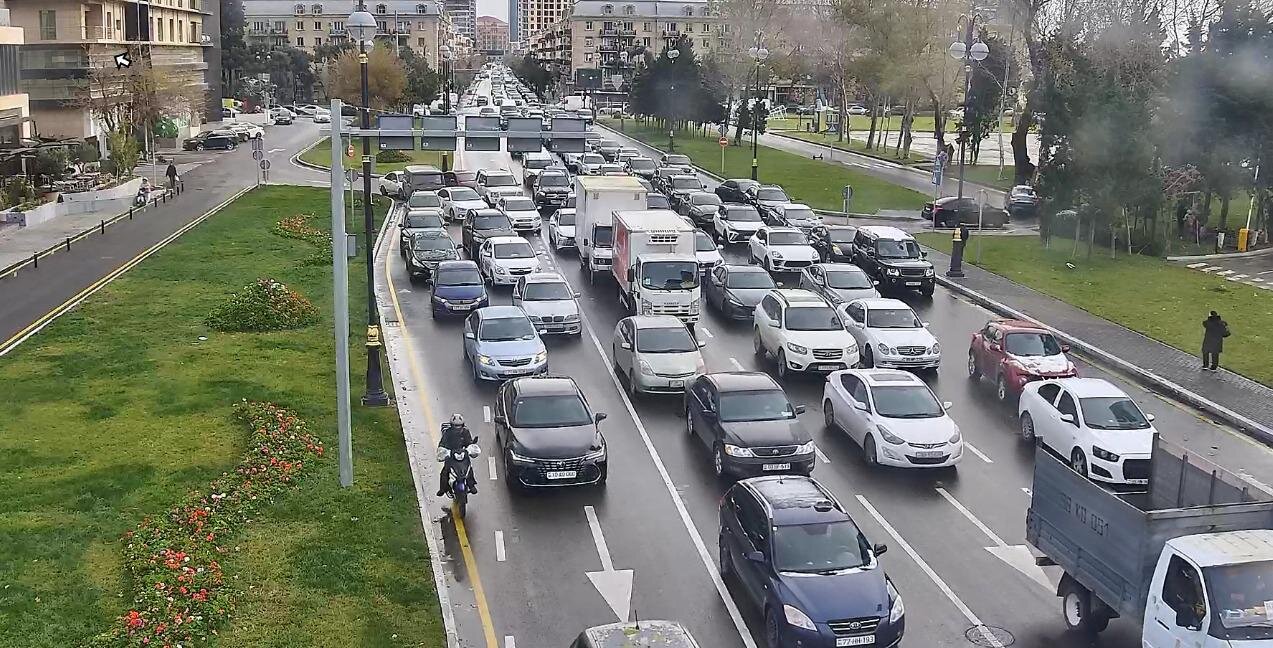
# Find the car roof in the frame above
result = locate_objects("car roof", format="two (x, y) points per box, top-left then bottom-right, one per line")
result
(706, 371), (781, 392)
(772, 289), (829, 307)
(437, 259), (477, 270)
(629, 314), (686, 329)
(855, 369), (926, 387)
(524, 272), (567, 283)
(813, 263), (867, 273)
(510, 375), (580, 396)
(409, 229), (451, 239)
(779, 203), (812, 211)
(469, 208), (506, 217)
(487, 235), (528, 245)
(857, 225), (913, 240)
(1048, 377), (1128, 398)
(740, 476), (846, 526)
(850, 297), (910, 309)
(991, 318), (1050, 333)
(724, 264), (769, 274)
(404, 164), (442, 172)
(477, 305), (527, 319)
(582, 620), (698, 648)
(762, 226), (804, 236)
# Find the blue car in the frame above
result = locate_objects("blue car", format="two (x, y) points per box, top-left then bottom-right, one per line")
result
(462, 306), (548, 381)
(718, 476), (904, 648)
(431, 260), (489, 318)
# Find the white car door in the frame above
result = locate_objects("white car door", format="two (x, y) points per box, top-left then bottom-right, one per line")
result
(837, 373), (873, 445)
(749, 230), (767, 263)
(613, 319), (635, 377)
(1054, 388), (1083, 458)
(479, 240), (495, 278)
(842, 301), (870, 347)
(754, 295), (778, 353)
(1029, 383), (1066, 452)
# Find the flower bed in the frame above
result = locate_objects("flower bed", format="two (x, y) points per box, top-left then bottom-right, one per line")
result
(96, 402), (324, 646)
(273, 213), (333, 266)
(205, 277), (319, 332)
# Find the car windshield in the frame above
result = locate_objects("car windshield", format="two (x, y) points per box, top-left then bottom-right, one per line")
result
(404, 213), (443, 228)
(727, 271), (775, 289)
(636, 326), (697, 353)
(503, 198), (536, 211)
(539, 174), (569, 187)
(866, 308), (921, 328)
(695, 232), (717, 252)
(485, 174), (518, 187)
(828, 229), (856, 243)
(718, 389), (796, 422)
(493, 242), (535, 259)
(641, 261), (700, 290)
(757, 188), (788, 201)
(512, 394), (592, 428)
(436, 267), (482, 286)
(872, 385), (944, 418)
(408, 194), (442, 208)
(769, 231), (808, 246)
(479, 316), (536, 341)
(1004, 332), (1063, 357)
(556, 210), (576, 225)
(647, 194), (671, 209)
(785, 306), (842, 331)
(628, 159), (656, 171)
(411, 235), (454, 252)
(449, 188), (480, 200)
(594, 225), (613, 248)
(582, 154), (604, 165)
(826, 270), (873, 289)
(665, 155), (691, 166)
(876, 239), (922, 259)
(693, 194), (722, 206)
(474, 214), (513, 230)
(1079, 396), (1151, 430)
(726, 207), (762, 222)
(525, 157), (551, 169)
(524, 281), (573, 300)
(784, 208), (816, 222)
(671, 177), (700, 190)
(772, 521), (872, 573)
(1207, 560), (1273, 640)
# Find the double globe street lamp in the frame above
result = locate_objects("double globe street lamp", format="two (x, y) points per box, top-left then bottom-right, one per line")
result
(947, 22), (988, 201)
(665, 47), (680, 151)
(440, 43), (453, 171)
(748, 46), (769, 181)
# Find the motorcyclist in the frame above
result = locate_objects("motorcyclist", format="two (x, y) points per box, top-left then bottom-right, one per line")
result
(437, 413), (478, 497)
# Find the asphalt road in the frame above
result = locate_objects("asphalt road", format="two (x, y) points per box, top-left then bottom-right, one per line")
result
(0, 119), (327, 353)
(380, 80), (1273, 648)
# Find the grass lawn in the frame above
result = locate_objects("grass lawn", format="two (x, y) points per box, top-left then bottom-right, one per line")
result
(602, 119), (929, 214)
(302, 136), (447, 174)
(914, 233), (1273, 386)
(772, 129), (930, 166)
(0, 186), (444, 647)
(946, 164), (1019, 191)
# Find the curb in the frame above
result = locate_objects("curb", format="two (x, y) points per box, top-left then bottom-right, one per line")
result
(290, 137), (387, 179)
(1166, 246), (1273, 262)
(929, 269), (1273, 444)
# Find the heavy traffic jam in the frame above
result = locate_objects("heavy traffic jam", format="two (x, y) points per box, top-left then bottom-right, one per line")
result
(386, 65), (1273, 648)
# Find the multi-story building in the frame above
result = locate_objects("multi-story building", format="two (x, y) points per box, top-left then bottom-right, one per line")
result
(0, 4), (32, 145)
(517, 0), (564, 47)
(243, 0), (453, 68)
(507, 0), (518, 43)
(474, 14), (506, 55)
(443, 0), (473, 39)
(7, 0), (214, 141)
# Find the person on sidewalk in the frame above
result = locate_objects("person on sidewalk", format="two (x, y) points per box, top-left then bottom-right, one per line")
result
(1202, 311), (1230, 371)
(165, 162), (178, 191)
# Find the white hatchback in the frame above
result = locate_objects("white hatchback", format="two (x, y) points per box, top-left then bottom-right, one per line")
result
(1018, 377), (1156, 485)
(822, 369), (962, 468)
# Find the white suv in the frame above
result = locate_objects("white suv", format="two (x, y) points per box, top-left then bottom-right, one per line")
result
(822, 369), (962, 468)
(1018, 377), (1156, 485)
(748, 226), (820, 273)
(478, 236), (542, 285)
(752, 290), (860, 380)
(476, 168), (523, 206)
(840, 298), (941, 371)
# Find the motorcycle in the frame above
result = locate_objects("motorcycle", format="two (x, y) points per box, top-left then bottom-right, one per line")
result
(437, 438), (481, 518)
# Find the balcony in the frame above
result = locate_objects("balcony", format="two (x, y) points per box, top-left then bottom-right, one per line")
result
(599, 40), (618, 51)
(599, 27), (616, 36)
(618, 28), (636, 36)
(83, 25), (119, 40)
(662, 30), (680, 37)
(329, 27), (345, 35)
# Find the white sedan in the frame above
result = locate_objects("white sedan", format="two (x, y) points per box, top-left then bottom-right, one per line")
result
(439, 186), (486, 222)
(822, 368), (962, 468)
(378, 171), (405, 197)
(1018, 377), (1155, 485)
(747, 227), (820, 273)
(477, 236), (542, 285)
(227, 122), (264, 140)
(548, 208), (577, 251)
(839, 298), (941, 371)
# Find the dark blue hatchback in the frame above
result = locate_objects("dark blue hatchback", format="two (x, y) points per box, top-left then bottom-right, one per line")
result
(431, 260), (489, 318)
(718, 476), (904, 648)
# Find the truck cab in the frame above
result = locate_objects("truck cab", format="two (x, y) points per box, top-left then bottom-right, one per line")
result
(612, 210), (701, 328)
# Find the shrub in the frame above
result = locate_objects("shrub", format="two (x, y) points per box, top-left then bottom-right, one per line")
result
(3, 177), (36, 208)
(36, 148), (71, 181)
(272, 213), (333, 266)
(94, 402), (324, 647)
(376, 149), (411, 163)
(205, 277), (319, 332)
(152, 118), (179, 139)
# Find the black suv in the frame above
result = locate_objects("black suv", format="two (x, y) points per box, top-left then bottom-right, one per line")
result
(493, 376), (608, 488)
(684, 372), (813, 478)
(850, 226), (935, 297)
(462, 209), (516, 258)
(715, 178), (761, 203)
(719, 476), (904, 648)
(532, 170), (571, 209)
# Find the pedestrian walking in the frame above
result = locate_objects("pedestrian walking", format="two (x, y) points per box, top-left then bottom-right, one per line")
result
(166, 162), (178, 191)
(1201, 311), (1230, 371)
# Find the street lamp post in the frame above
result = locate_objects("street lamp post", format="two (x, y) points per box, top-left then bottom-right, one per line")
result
(666, 47), (680, 152)
(348, 4), (388, 407)
(440, 44), (453, 172)
(948, 21), (988, 200)
(748, 46), (769, 181)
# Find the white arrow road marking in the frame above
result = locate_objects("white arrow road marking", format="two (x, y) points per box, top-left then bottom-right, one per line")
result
(584, 505), (635, 622)
(505, 637), (515, 648)
(935, 487), (1051, 591)
(488, 456), (498, 481)
(495, 530), (507, 562)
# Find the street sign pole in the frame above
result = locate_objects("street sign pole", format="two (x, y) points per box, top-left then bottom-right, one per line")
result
(719, 136), (728, 174)
(843, 184), (854, 215)
(329, 99), (353, 489)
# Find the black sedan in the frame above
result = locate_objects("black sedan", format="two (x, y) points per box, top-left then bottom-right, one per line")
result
(461, 209), (516, 259)
(704, 265), (776, 320)
(921, 196), (1009, 228)
(684, 372), (814, 478)
(809, 225), (858, 262)
(494, 376), (608, 488)
(714, 178), (760, 203)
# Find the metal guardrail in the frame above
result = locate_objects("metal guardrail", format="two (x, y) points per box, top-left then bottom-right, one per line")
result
(0, 180), (186, 280)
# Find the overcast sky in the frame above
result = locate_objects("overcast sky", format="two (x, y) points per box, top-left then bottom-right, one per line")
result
(476, 0), (506, 23)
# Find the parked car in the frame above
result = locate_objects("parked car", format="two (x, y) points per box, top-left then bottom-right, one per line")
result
(679, 191), (722, 227)
(493, 376), (607, 487)
(398, 209), (446, 256)
(809, 225), (858, 263)
(846, 104), (870, 115)
(704, 264), (776, 319)
(753, 290), (860, 379)
(1004, 184), (1040, 219)
(694, 231), (723, 274)
(548, 208), (577, 251)
(477, 235), (542, 285)
(718, 476), (904, 648)
(850, 226), (935, 297)
(463, 306), (549, 381)
(462, 209), (517, 258)
(748, 227), (820, 273)
(439, 187), (486, 222)
(840, 298), (940, 371)
(430, 260), (489, 318)
(799, 263), (879, 305)
(403, 230), (459, 283)
(713, 204), (766, 244)
(513, 272), (581, 335)
(969, 319), (1077, 403)
(715, 178), (761, 203)
(921, 196), (1008, 227)
(612, 315), (706, 395)
(684, 371), (814, 477)
(182, 130), (238, 151)
(1018, 377), (1156, 485)
(497, 195), (542, 233)
(823, 368), (961, 468)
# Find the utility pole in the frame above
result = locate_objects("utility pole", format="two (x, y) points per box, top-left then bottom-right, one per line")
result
(329, 99), (353, 488)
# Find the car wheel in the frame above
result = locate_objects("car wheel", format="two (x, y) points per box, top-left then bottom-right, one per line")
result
(996, 374), (1010, 403)
(685, 406), (694, 435)
(1071, 449), (1089, 477)
(863, 435), (879, 467)
(776, 350), (789, 380)
(823, 400), (838, 431)
(1060, 578), (1109, 634)
(195, 143), (204, 151)
(719, 534), (734, 581)
(764, 607), (782, 648)
(862, 346), (875, 368)
(753, 330), (766, 358)
(967, 352), (981, 380)
(1020, 412), (1037, 443)
(921, 284), (935, 298)
(712, 444), (726, 478)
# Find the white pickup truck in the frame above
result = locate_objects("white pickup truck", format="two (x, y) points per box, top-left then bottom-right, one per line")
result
(612, 209), (701, 328)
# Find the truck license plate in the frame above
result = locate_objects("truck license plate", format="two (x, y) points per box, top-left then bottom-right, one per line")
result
(915, 450), (945, 458)
(837, 638), (874, 646)
(762, 463), (791, 471)
(545, 470), (577, 480)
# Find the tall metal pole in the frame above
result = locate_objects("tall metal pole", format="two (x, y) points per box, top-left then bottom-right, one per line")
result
(359, 22), (389, 407)
(330, 99), (353, 488)
(750, 62), (760, 181)
(957, 17), (974, 200)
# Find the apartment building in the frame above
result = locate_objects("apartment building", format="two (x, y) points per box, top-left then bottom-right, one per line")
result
(474, 14), (506, 54)
(517, 0), (564, 49)
(7, 0), (212, 141)
(243, 0), (455, 68)
(444, 0), (473, 39)
(0, 4), (32, 145)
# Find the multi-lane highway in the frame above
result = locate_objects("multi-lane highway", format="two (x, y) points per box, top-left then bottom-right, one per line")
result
(377, 79), (1273, 648)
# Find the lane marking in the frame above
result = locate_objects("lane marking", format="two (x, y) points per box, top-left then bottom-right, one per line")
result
(936, 487), (1006, 547)
(583, 505), (615, 571)
(505, 637), (515, 648)
(700, 326), (713, 338)
(1259, 269), (1273, 275)
(728, 357), (745, 371)
(488, 455), (499, 481)
(815, 445), (831, 464)
(483, 405), (492, 422)
(495, 530), (507, 562)
(1252, 277), (1265, 282)
(1186, 262), (1209, 268)
(1216, 270), (1235, 276)
(856, 495), (1005, 648)
(1201, 266), (1221, 273)
(965, 441), (994, 463)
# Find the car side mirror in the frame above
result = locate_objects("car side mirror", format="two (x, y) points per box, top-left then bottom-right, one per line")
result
(619, 341), (632, 350)
(464, 331), (475, 339)
(594, 412), (608, 423)
(1061, 344), (1072, 353)
(922, 321), (931, 328)
(574, 292), (582, 298)
(921, 251), (928, 259)
(698, 339), (707, 349)
(745, 550), (766, 564)
(493, 415), (506, 425)
(853, 400), (869, 411)
(873, 543), (888, 556)
(717, 244), (725, 251)
(776, 281), (785, 288)
(794, 404), (807, 415)
(702, 408), (718, 419)
(1060, 413), (1077, 425)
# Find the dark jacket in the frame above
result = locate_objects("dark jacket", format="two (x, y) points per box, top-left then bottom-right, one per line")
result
(1202, 315), (1230, 353)
(439, 423), (475, 451)
(166, 163), (178, 179)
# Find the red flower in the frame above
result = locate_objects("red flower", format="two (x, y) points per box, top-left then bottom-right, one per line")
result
(126, 610), (146, 629)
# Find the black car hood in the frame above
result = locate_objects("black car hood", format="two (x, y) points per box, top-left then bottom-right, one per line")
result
(726, 288), (769, 307)
(720, 419), (810, 447)
(474, 226), (517, 239)
(512, 424), (598, 459)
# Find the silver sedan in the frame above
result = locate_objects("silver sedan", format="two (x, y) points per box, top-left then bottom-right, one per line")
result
(611, 315), (706, 396)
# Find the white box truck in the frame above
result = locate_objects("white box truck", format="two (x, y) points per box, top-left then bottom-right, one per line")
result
(575, 176), (646, 282)
(612, 209), (701, 327)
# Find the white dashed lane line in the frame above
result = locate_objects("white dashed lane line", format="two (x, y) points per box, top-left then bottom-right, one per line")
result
(728, 357), (745, 371)
(495, 530), (507, 562)
(965, 442), (994, 463)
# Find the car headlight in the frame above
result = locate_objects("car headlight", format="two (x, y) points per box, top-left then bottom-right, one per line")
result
(533, 350), (548, 364)
(877, 342), (893, 356)
(478, 354), (496, 366)
(794, 440), (816, 455)
(639, 359), (656, 376)
(690, 301), (700, 314)
(831, 244), (843, 254)
(1092, 446), (1120, 462)
(564, 313), (580, 322)
(783, 605), (817, 632)
(432, 295), (448, 303)
(876, 424), (905, 445)
(494, 265), (508, 274)
(771, 250), (784, 259)
(948, 428), (962, 444)
(925, 268), (936, 276)
(885, 268), (901, 276)
(931, 342), (942, 354)
(786, 342), (809, 355)
(640, 300), (654, 315)
(888, 580), (905, 623)
(723, 444), (755, 458)
(583, 445), (607, 461)
(846, 343), (858, 355)
(507, 447), (536, 463)
(726, 297), (744, 307)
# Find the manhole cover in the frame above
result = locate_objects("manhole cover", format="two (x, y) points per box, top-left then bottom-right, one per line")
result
(965, 625), (1015, 647)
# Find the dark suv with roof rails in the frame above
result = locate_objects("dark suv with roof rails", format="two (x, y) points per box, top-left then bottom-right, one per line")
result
(850, 226), (935, 297)
(719, 475), (904, 648)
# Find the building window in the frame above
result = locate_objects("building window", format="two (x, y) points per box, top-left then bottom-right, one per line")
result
(623, 4), (634, 14)
(314, 21), (321, 30)
(312, 3), (322, 13)
(701, 38), (708, 48)
(602, 4), (613, 14)
(38, 10), (57, 39)
(667, 22), (677, 32)
(169, 18), (175, 39)
(315, 36), (322, 45)
(418, 37), (426, 46)
(296, 20), (304, 29)
(585, 37), (593, 46)
(295, 3), (305, 13)
(157, 19), (164, 40)
(376, 4), (387, 13)
(417, 3), (428, 12)
(331, 20), (344, 31)
(297, 36), (305, 46)
(584, 52), (593, 61)
(642, 36), (649, 46)
(191, 23), (198, 41)
(585, 21), (593, 29)
(686, 23), (693, 33)
(701, 23), (710, 32)
(642, 21), (649, 31)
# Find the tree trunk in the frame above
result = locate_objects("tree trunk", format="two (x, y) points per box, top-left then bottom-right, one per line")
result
(1203, 191), (1214, 228)
(866, 103), (878, 149)
(931, 93), (945, 153)
(902, 102), (915, 159)
(1012, 110), (1034, 185)
(1219, 195), (1231, 230)
(838, 83), (849, 143)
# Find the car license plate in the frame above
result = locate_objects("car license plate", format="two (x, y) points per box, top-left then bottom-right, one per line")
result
(814, 364), (842, 372)
(452, 303), (472, 310)
(915, 450), (945, 458)
(670, 379), (685, 388)
(837, 637), (874, 646)
(905, 281), (921, 286)
(762, 463), (791, 471)
(1128, 478), (1148, 485)
(545, 470), (577, 480)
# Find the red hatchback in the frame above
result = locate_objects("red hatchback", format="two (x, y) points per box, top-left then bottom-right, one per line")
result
(968, 319), (1077, 402)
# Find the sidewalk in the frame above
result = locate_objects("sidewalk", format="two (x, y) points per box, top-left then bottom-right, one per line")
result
(924, 248), (1273, 441)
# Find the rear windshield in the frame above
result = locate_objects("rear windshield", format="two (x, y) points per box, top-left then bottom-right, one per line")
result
(692, 194), (722, 206)
(628, 159), (656, 171)
(407, 170), (443, 189)
(408, 193), (442, 208)
(671, 177), (700, 190)
(647, 194), (671, 209)
(784, 208), (816, 222)
(525, 157), (551, 169)
(757, 188), (789, 201)
(484, 174), (518, 187)
(473, 214), (513, 230)
(828, 228), (856, 242)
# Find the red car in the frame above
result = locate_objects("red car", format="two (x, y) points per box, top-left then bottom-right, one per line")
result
(445, 169), (479, 189)
(968, 319), (1077, 402)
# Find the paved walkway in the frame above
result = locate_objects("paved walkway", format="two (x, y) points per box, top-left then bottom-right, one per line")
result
(924, 248), (1273, 441)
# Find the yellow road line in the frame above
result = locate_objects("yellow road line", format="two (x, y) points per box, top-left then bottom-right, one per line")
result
(384, 228), (501, 648)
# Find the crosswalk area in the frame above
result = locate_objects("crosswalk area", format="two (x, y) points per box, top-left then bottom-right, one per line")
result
(1184, 261), (1273, 291)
